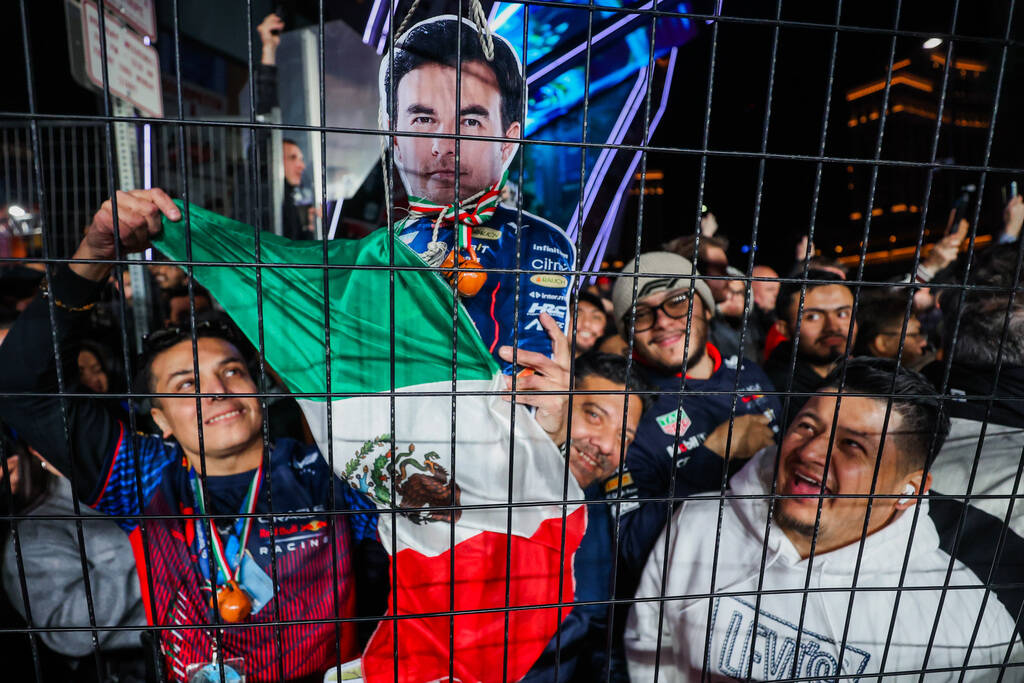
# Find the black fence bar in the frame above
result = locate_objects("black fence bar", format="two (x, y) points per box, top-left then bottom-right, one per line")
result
(2, 1), (1023, 683)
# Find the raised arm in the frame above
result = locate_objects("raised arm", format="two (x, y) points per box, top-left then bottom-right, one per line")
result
(254, 13), (284, 116)
(0, 190), (179, 499)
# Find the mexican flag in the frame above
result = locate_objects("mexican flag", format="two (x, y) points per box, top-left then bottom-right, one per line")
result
(155, 203), (585, 683)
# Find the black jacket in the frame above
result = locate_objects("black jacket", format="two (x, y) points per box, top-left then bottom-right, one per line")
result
(762, 339), (827, 427)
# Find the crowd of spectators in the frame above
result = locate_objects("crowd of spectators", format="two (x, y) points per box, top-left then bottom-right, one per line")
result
(2, 188), (1020, 682)
(1, 10), (1023, 683)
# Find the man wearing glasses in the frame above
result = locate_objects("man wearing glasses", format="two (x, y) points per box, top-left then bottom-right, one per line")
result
(608, 251), (781, 578)
(854, 293), (931, 370)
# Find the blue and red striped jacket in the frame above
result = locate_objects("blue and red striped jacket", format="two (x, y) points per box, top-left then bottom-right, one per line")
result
(0, 266), (382, 683)
(89, 429), (377, 681)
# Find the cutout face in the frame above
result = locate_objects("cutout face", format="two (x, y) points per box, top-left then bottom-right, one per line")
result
(391, 61), (520, 204)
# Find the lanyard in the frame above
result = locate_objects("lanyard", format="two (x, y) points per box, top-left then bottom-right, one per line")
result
(189, 462), (263, 587)
(401, 169), (509, 246)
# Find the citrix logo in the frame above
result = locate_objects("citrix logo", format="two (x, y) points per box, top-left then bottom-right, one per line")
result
(530, 256), (569, 271)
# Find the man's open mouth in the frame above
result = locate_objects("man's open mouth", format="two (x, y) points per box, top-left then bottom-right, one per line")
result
(789, 470), (832, 498)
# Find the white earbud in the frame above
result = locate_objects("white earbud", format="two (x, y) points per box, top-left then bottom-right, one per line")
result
(898, 483), (916, 505)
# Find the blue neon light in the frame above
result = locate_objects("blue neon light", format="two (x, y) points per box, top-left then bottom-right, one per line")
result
(490, 1), (695, 135)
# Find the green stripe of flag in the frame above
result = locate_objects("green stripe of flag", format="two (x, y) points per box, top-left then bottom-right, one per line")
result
(154, 201), (498, 399)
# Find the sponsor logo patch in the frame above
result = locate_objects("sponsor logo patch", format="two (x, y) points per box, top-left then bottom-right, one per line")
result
(656, 408), (692, 436)
(526, 302), (567, 317)
(603, 471), (633, 493)
(530, 273), (568, 288)
(472, 227), (501, 240)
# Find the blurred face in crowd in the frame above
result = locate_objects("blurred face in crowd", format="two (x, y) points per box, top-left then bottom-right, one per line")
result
(718, 280), (747, 319)
(598, 333), (629, 357)
(751, 265), (780, 312)
(698, 245), (731, 303)
(870, 316), (928, 367)
(283, 142), (306, 186)
(574, 300), (607, 355)
(149, 337), (263, 474)
(166, 292), (212, 327)
(392, 61), (520, 204)
(567, 375), (643, 489)
(152, 263), (187, 290)
(632, 288), (711, 373)
(77, 349), (109, 394)
(774, 393), (927, 557)
(913, 287), (936, 314)
(780, 285), (856, 372)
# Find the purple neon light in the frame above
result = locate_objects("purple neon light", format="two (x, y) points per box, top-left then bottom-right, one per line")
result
(583, 48), (677, 273)
(582, 47), (678, 278)
(706, 0), (723, 24)
(566, 65), (649, 241)
(376, 2), (395, 54)
(362, 0), (386, 45)
(527, 0), (656, 86)
(373, 0), (400, 54)
(489, 3), (522, 31)
(582, 150), (640, 274)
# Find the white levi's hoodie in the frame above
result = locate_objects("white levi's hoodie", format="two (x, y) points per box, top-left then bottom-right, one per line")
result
(625, 447), (1024, 682)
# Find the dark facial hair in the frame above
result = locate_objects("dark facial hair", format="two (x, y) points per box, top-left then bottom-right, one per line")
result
(641, 307), (709, 374)
(773, 504), (821, 539)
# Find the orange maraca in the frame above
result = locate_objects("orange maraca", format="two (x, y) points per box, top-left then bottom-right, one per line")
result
(216, 581), (252, 623)
(442, 249), (487, 297)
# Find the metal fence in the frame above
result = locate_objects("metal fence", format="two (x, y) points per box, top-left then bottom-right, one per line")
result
(2, 1), (1023, 682)
(1, 119), (262, 257)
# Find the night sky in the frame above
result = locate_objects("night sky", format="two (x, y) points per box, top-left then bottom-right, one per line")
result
(3, 0), (1021, 276)
(633, 0), (1023, 274)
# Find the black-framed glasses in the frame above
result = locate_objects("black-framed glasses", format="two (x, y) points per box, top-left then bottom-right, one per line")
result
(628, 292), (692, 333)
(879, 330), (927, 340)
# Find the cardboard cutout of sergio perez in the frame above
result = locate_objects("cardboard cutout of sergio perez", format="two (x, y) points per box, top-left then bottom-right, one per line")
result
(379, 15), (575, 374)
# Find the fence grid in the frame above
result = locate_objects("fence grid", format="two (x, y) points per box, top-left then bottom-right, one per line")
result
(2, 1), (1023, 683)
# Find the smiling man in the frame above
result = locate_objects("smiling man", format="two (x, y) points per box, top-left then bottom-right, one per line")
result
(0, 190), (386, 682)
(572, 291), (609, 356)
(608, 251), (781, 578)
(763, 269), (858, 424)
(626, 358), (1023, 681)
(522, 351), (652, 682)
(381, 16), (575, 374)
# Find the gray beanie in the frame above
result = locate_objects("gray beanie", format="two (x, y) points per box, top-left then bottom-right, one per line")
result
(612, 251), (716, 331)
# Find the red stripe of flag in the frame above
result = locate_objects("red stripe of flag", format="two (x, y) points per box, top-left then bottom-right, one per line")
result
(361, 507), (587, 683)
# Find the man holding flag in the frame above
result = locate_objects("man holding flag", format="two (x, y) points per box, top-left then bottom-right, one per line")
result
(145, 16), (586, 683)
(0, 190), (388, 682)
(8, 13), (589, 682)
(1, 175), (583, 682)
